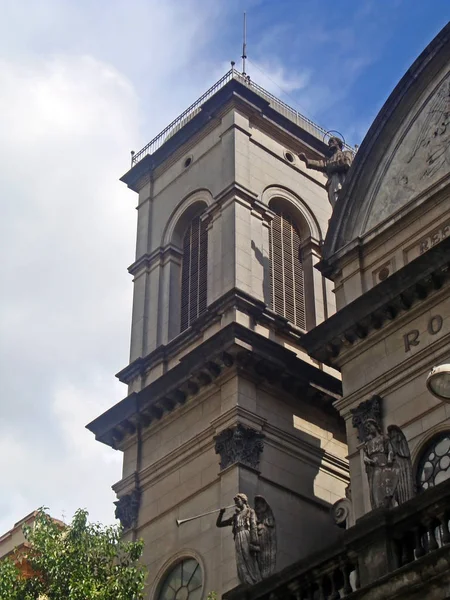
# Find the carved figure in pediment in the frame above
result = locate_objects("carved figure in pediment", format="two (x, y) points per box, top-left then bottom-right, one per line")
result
(299, 136), (354, 208)
(364, 75), (450, 233)
(406, 78), (450, 180)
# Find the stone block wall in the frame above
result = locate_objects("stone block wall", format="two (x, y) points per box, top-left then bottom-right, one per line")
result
(119, 369), (347, 597)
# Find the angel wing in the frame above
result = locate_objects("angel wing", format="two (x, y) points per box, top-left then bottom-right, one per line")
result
(388, 425), (415, 505)
(254, 496), (277, 579)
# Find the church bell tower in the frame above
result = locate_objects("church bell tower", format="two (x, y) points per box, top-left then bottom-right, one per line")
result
(88, 68), (349, 597)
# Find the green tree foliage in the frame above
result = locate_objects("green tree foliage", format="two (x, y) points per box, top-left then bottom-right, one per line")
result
(0, 508), (147, 600)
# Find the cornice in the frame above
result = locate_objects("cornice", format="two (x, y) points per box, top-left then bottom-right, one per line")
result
(334, 282), (450, 370)
(87, 321), (342, 449)
(210, 404), (268, 434)
(128, 244), (183, 277)
(302, 236), (450, 366)
(115, 406), (268, 494)
(115, 288), (307, 385)
(336, 330), (450, 418)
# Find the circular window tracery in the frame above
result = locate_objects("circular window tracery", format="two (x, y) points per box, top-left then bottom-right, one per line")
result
(157, 558), (203, 600)
(417, 432), (450, 491)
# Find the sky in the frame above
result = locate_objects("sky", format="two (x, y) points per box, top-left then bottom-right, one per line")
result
(0, 0), (448, 535)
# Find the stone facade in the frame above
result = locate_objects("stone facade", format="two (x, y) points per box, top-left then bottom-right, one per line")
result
(88, 73), (349, 597)
(304, 24), (450, 527)
(89, 23), (450, 600)
(275, 22), (450, 600)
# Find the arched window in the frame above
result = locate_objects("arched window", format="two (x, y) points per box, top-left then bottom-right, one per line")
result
(180, 214), (208, 332)
(157, 557), (203, 600)
(417, 432), (450, 491)
(269, 208), (306, 330)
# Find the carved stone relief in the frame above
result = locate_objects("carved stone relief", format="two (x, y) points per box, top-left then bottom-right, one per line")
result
(350, 395), (382, 443)
(214, 424), (265, 471)
(352, 397), (415, 511)
(216, 493), (276, 584)
(364, 73), (450, 232)
(331, 496), (354, 529)
(114, 489), (140, 530)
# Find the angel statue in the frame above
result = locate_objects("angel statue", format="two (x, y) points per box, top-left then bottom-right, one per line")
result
(216, 494), (277, 585)
(362, 419), (414, 510)
(299, 136), (354, 208)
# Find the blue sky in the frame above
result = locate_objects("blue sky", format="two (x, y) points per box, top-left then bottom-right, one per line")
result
(0, 1), (448, 534)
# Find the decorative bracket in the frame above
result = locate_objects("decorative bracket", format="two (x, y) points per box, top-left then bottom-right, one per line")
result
(114, 488), (141, 530)
(351, 395), (382, 442)
(214, 424), (265, 471)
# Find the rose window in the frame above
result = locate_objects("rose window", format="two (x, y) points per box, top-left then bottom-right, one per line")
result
(417, 432), (450, 491)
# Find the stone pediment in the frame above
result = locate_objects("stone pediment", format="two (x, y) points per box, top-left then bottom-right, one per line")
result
(364, 72), (450, 232)
(323, 24), (450, 264)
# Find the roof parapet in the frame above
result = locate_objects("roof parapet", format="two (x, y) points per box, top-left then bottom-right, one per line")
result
(130, 67), (348, 167)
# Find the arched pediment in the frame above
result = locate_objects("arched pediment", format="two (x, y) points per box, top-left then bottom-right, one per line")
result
(323, 24), (450, 264)
(262, 185), (323, 241)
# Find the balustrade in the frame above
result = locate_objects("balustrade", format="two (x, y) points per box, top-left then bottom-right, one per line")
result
(224, 479), (450, 600)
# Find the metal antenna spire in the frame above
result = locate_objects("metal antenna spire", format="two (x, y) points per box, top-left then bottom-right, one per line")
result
(242, 12), (247, 75)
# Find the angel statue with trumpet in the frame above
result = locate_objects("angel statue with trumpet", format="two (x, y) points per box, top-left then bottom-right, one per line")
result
(216, 494), (276, 585)
(176, 493), (276, 585)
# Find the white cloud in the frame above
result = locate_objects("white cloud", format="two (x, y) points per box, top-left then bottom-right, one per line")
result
(0, 0), (242, 536)
(0, 52), (137, 534)
(0, 0), (429, 538)
(246, 59), (311, 96)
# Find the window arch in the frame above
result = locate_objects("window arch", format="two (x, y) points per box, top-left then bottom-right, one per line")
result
(269, 206), (306, 330)
(417, 431), (450, 491)
(156, 557), (203, 600)
(180, 214), (208, 332)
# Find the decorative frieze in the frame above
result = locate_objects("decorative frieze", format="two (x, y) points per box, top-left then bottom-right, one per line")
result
(214, 424), (265, 471)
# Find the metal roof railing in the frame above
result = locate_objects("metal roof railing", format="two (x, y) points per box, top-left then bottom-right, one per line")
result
(131, 68), (342, 167)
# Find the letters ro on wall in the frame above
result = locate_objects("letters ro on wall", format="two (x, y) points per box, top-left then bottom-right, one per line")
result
(404, 315), (443, 352)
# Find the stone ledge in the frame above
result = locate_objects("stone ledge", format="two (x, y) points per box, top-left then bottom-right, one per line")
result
(302, 236), (450, 366)
(87, 322), (342, 449)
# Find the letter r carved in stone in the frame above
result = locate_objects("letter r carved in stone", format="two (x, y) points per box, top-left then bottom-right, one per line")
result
(404, 329), (420, 352)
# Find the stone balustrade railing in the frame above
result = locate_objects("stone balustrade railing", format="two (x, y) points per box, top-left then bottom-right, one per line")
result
(224, 479), (450, 600)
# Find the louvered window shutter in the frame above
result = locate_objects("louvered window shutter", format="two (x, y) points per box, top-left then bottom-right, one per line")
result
(269, 211), (306, 330)
(180, 215), (208, 332)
